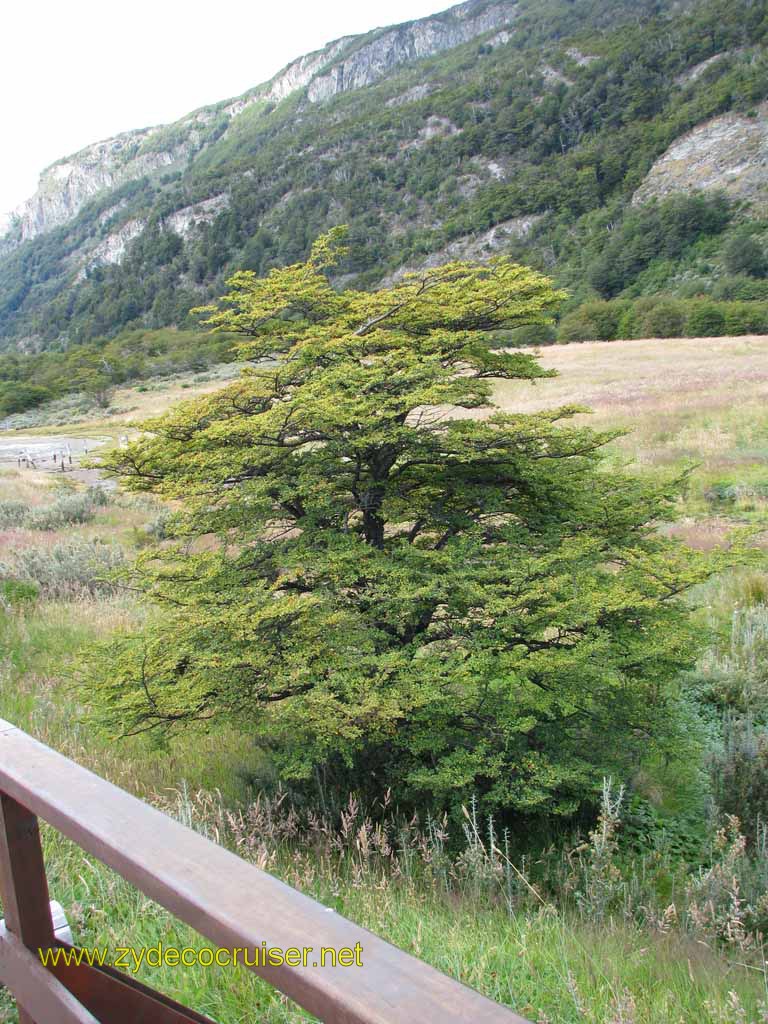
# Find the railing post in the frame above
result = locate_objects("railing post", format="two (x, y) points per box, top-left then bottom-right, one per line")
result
(0, 793), (55, 1024)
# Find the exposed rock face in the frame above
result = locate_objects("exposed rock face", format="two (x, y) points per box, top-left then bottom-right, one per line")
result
(307, 1), (517, 102)
(565, 47), (598, 66)
(404, 115), (461, 150)
(5, 129), (193, 246)
(1, 0), (516, 250)
(386, 83), (435, 108)
(74, 219), (147, 281)
(163, 193), (230, 237)
(540, 64), (574, 88)
(674, 52), (728, 86)
(263, 38), (355, 103)
(73, 193), (231, 281)
(382, 214), (542, 284)
(633, 101), (768, 207)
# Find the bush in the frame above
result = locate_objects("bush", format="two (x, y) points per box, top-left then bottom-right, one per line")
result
(686, 303), (727, 337)
(712, 276), (768, 301)
(0, 486), (111, 531)
(557, 297), (768, 344)
(0, 539), (125, 598)
(637, 298), (687, 338)
(692, 603), (768, 715)
(84, 484), (110, 507)
(722, 302), (768, 335)
(506, 323), (557, 346)
(26, 492), (98, 530)
(723, 232), (768, 278)
(616, 303), (640, 339)
(0, 500), (30, 528)
(0, 579), (39, 607)
(0, 383), (53, 417)
(557, 309), (597, 342)
(710, 717), (768, 846)
(557, 301), (626, 342)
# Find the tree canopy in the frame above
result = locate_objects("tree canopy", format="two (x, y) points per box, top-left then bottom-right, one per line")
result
(93, 229), (718, 823)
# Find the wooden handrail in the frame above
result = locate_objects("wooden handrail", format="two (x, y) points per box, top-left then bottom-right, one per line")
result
(0, 720), (531, 1023)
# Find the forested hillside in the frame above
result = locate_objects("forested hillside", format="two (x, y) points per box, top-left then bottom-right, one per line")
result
(1, 0), (767, 354)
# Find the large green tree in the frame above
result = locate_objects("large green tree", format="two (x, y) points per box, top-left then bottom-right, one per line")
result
(93, 230), (715, 821)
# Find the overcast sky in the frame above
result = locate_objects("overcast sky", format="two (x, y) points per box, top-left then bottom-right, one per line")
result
(2, 0), (447, 215)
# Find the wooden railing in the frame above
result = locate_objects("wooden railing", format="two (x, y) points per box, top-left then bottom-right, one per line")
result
(0, 719), (531, 1023)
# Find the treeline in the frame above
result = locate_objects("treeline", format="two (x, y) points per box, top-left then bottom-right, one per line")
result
(0, 328), (236, 417)
(557, 295), (768, 343)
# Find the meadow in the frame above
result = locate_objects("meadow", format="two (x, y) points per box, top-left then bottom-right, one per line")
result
(1, 335), (768, 1023)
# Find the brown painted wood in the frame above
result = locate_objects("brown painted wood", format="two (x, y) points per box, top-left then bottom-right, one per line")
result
(49, 944), (217, 1024)
(0, 720), (531, 1024)
(0, 793), (55, 1024)
(0, 924), (99, 1024)
(0, 795), (54, 946)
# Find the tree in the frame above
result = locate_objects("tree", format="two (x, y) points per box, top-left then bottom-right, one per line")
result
(723, 232), (768, 279)
(686, 302), (727, 337)
(0, 383), (52, 417)
(92, 229), (717, 824)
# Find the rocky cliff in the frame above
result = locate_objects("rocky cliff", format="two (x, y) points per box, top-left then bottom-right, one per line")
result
(306, 2), (517, 101)
(3, 122), (210, 247)
(634, 97), (768, 209)
(2, 0), (517, 249)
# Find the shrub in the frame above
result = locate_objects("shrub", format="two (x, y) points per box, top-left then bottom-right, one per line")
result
(0, 500), (30, 528)
(0, 383), (52, 417)
(722, 302), (768, 335)
(557, 309), (597, 342)
(558, 301), (626, 342)
(506, 323), (557, 346)
(0, 392), (101, 431)
(620, 795), (705, 862)
(26, 492), (98, 530)
(685, 303), (727, 337)
(692, 604), (768, 715)
(637, 299), (687, 338)
(0, 579), (39, 607)
(0, 539), (125, 598)
(723, 232), (768, 279)
(133, 509), (174, 548)
(84, 484), (110, 507)
(712, 276), (768, 301)
(710, 718), (768, 846)
(0, 486), (111, 531)
(616, 303), (640, 339)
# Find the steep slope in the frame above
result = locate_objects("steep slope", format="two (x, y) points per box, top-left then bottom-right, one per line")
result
(1, 0), (766, 349)
(0, 0), (516, 249)
(633, 97), (768, 209)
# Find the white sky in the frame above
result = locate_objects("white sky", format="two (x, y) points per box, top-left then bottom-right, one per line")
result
(2, 0), (447, 215)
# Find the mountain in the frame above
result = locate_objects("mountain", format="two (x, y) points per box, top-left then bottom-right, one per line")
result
(1, 0), (766, 350)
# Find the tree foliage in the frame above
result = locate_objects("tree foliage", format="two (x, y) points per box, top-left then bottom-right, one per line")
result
(92, 231), (719, 823)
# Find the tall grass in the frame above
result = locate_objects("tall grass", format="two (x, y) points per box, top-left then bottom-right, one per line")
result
(3, 778), (766, 1024)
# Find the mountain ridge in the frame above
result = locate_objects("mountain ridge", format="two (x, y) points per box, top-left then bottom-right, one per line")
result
(1, 0), (517, 248)
(1, 0), (766, 350)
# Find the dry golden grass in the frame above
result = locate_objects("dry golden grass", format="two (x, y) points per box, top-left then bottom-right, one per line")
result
(494, 335), (768, 417)
(490, 335), (768, 476)
(0, 467), (58, 504)
(108, 374), (242, 423)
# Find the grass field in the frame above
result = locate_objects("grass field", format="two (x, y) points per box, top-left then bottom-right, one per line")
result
(1, 335), (767, 1023)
